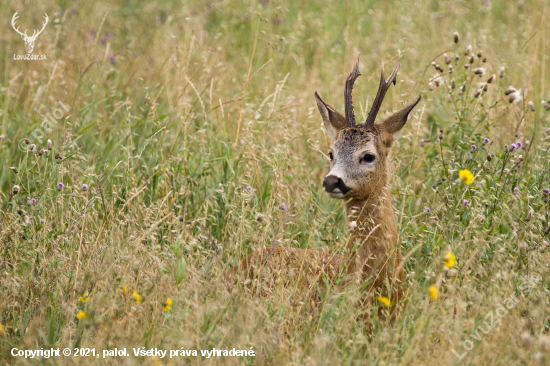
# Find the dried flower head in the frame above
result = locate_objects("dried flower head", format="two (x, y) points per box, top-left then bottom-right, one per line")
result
(499, 67), (505, 78)
(465, 45), (472, 55)
(444, 53), (450, 64)
(528, 101), (535, 111)
(12, 185), (20, 194)
(453, 32), (459, 43)
(10, 167), (18, 174)
(47, 139), (52, 150)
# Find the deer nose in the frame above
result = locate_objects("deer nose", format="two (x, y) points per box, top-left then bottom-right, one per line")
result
(323, 175), (351, 195)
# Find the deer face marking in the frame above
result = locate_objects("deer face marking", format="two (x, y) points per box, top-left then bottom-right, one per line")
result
(324, 128), (380, 199)
(315, 54), (421, 201)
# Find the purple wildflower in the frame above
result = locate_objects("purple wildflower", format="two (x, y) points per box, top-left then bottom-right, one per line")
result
(425, 207), (431, 214)
(101, 32), (112, 46)
(281, 203), (287, 212)
(463, 199), (469, 205)
(510, 143), (517, 151)
(516, 141), (523, 148)
(246, 186), (253, 191)
(57, 182), (64, 191)
(82, 184), (89, 191)
(513, 187), (519, 195)
(483, 138), (490, 144)
(544, 188), (550, 195)
(471, 145), (477, 151)
(40, 218), (46, 224)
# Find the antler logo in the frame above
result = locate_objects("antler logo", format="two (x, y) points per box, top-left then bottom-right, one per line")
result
(11, 11), (49, 54)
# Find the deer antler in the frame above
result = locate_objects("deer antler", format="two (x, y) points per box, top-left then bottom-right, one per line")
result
(344, 53), (361, 127)
(11, 11), (27, 37)
(29, 13), (49, 40)
(363, 55), (401, 130)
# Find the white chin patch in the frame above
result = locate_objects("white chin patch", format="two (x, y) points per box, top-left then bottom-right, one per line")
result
(325, 191), (345, 199)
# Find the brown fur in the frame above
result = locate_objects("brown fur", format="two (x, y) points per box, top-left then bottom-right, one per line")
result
(230, 56), (421, 323)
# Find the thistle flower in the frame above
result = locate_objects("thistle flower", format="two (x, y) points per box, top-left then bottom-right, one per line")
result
(514, 187), (519, 195)
(463, 199), (469, 205)
(499, 67), (505, 78)
(459, 169), (474, 185)
(13, 185), (20, 194)
(10, 167), (18, 174)
(469, 55), (474, 64)
(424, 207), (431, 214)
(444, 252), (456, 268)
(447, 94), (452, 103)
(349, 220), (357, 232)
(453, 32), (459, 43)
(486, 75), (495, 84)
(510, 143), (518, 150)
(429, 285), (438, 300)
(516, 141), (523, 148)
(483, 138), (490, 144)
(82, 184), (89, 191)
(47, 139), (52, 150)
(163, 298), (172, 312)
(528, 101), (535, 111)
(464, 64), (469, 70)
(504, 86), (517, 95)
(40, 218), (46, 224)
(471, 145), (477, 151)
(28, 144), (36, 151)
(57, 182), (64, 191)
(474, 89), (481, 98)
(246, 186), (253, 191)
(464, 45), (472, 55)
(448, 65), (454, 73)
(474, 68), (485, 75)
(509, 91), (522, 104)
(377, 296), (391, 307)
(281, 202), (287, 212)
(132, 291), (142, 303)
(477, 50), (483, 58)
(544, 189), (550, 195)
(77, 311), (87, 320)
(444, 53), (450, 64)
(451, 79), (456, 89)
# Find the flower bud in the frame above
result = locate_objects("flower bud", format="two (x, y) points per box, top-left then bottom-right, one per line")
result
(528, 101), (535, 111)
(486, 75), (495, 84)
(453, 32), (459, 43)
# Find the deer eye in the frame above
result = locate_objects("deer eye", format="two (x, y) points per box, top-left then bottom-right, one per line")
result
(328, 152), (334, 161)
(361, 154), (376, 163)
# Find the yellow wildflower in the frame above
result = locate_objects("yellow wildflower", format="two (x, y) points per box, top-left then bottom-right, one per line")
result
(77, 311), (87, 320)
(377, 296), (391, 307)
(444, 252), (456, 268)
(132, 291), (142, 303)
(459, 169), (474, 185)
(122, 286), (128, 295)
(78, 292), (89, 303)
(0, 322), (5, 335)
(429, 285), (438, 300)
(163, 298), (172, 312)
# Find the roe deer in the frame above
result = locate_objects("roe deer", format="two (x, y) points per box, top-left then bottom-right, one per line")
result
(231, 54), (421, 320)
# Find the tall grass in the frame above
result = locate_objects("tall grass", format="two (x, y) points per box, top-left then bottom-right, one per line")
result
(0, 0), (549, 364)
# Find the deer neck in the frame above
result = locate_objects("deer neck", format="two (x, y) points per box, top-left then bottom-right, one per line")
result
(343, 182), (399, 274)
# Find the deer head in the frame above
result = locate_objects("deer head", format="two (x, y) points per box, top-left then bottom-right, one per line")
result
(315, 54), (421, 200)
(12, 11), (49, 54)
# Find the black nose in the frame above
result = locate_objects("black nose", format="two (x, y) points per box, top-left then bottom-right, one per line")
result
(323, 175), (351, 195)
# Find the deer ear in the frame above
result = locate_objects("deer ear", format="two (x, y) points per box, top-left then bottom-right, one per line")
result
(315, 92), (346, 141)
(379, 96), (421, 140)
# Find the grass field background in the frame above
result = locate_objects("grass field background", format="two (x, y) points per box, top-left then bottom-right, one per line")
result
(1, 0), (550, 364)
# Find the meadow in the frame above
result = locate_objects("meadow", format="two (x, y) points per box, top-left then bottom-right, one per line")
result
(1, 0), (549, 364)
